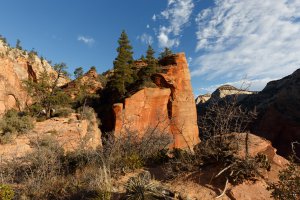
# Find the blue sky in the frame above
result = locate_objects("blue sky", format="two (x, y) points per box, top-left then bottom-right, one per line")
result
(1, 0), (300, 96)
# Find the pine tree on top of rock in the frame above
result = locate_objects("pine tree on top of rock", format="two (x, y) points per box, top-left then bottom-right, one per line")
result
(110, 30), (134, 96)
(159, 47), (173, 59)
(140, 45), (158, 80)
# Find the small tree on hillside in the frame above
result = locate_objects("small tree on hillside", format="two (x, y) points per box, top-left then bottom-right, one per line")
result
(109, 30), (134, 96)
(159, 47), (173, 59)
(24, 63), (70, 118)
(16, 39), (22, 50)
(74, 67), (84, 79)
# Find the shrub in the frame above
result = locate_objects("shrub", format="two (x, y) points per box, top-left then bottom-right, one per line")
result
(268, 161), (300, 200)
(0, 184), (14, 200)
(124, 172), (163, 200)
(53, 107), (74, 118)
(0, 109), (34, 136)
(0, 132), (14, 145)
(77, 106), (95, 121)
(103, 129), (172, 173)
(268, 143), (300, 200)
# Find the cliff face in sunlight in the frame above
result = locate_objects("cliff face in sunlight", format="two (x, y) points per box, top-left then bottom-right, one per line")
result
(0, 41), (68, 115)
(113, 53), (200, 150)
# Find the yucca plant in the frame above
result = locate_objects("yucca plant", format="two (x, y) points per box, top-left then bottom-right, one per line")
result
(124, 172), (163, 200)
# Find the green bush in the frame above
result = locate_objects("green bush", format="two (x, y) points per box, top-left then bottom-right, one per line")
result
(0, 109), (34, 136)
(268, 158), (300, 200)
(0, 184), (14, 200)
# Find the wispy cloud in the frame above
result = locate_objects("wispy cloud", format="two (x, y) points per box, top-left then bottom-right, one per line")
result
(137, 33), (153, 45)
(156, 0), (194, 48)
(77, 35), (95, 46)
(192, 0), (300, 91)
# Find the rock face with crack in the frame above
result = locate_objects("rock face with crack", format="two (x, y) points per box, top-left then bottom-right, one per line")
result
(113, 53), (200, 149)
(0, 41), (69, 116)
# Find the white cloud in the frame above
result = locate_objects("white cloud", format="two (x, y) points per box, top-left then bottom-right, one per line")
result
(77, 35), (95, 46)
(146, 24), (150, 29)
(157, 0), (194, 48)
(192, 0), (300, 90)
(137, 33), (154, 45)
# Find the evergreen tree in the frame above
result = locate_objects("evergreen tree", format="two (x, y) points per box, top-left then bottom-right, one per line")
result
(110, 30), (134, 96)
(24, 63), (70, 118)
(139, 55), (146, 61)
(74, 67), (84, 79)
(16, 39), (22, 50)
(159, 47), (173, 59)
(140, 45), (157, 79)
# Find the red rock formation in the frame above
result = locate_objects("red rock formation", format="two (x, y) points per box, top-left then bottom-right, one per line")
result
(113, 53), (200, 149)
(61, 67), (103, 99)
(113, 88), (171, 137)
(0, 41), (69, 115)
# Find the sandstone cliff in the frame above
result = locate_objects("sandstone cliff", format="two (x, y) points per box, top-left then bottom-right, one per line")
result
(113, 53), (200, 149)
(61, 67), (103, 99)
(0, 41), (68, 115)
(195, 93), (211, 105)
(196, 85), (254, 107)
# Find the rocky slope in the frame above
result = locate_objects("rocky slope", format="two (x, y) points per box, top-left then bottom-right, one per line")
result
(0, 40), (68, 115)
(241, 69), (300, 157)
(113, 53), (200, 149)
(61, 67), (103, 99)
(0, 113), (101, 160)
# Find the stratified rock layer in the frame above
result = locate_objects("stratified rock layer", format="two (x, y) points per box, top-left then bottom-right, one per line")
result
(113, 53), (200, 149)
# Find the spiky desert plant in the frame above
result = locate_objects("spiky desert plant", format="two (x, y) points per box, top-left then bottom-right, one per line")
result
(124, 172), (162, 200)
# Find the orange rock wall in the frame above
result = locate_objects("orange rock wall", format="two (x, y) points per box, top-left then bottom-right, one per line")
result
(113, 53), (200, 149)
(113, 88), (171, 137)
(157, 53), (200, 149)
